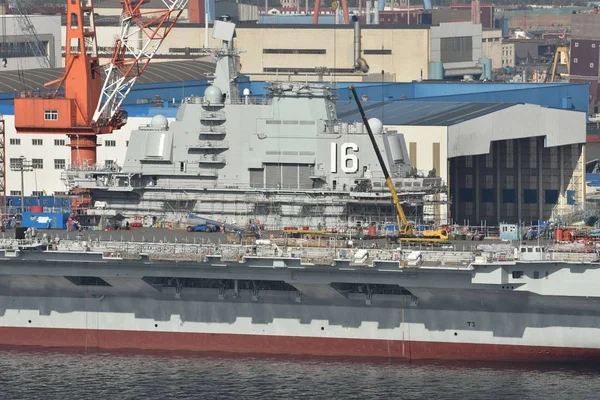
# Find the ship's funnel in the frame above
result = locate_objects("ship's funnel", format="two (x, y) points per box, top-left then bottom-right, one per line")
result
(353, 16), (369, 73)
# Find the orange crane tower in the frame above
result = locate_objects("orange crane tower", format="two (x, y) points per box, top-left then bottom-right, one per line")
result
(14, 0), (188, 167)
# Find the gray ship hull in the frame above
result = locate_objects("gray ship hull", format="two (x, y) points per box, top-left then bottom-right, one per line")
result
(1, 241), (600, 361)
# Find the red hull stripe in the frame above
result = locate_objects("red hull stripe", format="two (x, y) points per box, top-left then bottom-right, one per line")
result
(1, 327), (599, 362)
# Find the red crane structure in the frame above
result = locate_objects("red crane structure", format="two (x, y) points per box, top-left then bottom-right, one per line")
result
(313, 0), (350, 24)
(14, 0), (188, 167)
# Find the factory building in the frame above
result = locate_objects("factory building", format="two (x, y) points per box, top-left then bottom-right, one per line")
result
(338, 99), (587, 225)
(83, 21), (497, 82)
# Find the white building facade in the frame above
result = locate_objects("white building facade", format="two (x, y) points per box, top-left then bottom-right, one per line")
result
(2, 115), (153, 197)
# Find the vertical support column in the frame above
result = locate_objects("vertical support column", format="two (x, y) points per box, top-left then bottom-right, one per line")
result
(453, 159), (460, 224)
(559, 145), (565, 217)
(517, 139), (522, 224)
(0, 118), (4, 222)
(474, 155), (480, 224)
(581, 144), (586, 214)
(538, 137), (543, 221)
(496, 142), (501, 223)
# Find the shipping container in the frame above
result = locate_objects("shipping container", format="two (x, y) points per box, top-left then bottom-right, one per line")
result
(21, 212), (69, 230)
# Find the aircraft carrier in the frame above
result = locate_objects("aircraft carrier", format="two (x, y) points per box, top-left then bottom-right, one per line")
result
(0, 231), (599, 362)
(4, 20), (598, 363)
(61, 20), (447, 230)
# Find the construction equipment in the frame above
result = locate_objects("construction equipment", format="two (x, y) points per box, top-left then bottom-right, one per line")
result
(545, 45), (570, 83)
(348, 86), (449, 243)
(14, 0), (188, 167)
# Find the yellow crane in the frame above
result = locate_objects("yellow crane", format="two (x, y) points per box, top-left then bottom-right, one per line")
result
(348, 86), (449, 243)
(547, 45), (570, 83)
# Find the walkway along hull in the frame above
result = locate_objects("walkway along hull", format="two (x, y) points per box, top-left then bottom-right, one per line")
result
(1, 294), (600, 362)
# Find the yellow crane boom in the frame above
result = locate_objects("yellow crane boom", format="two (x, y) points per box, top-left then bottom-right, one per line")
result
(348, 86), (413, 236)
(348, 86), (449, 242)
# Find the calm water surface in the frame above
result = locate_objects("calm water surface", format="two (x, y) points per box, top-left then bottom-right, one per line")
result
(0, 348), (598, 399)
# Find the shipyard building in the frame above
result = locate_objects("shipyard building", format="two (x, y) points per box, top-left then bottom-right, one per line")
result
(338, 96), (587, 225)
(83, 21), (501, 83)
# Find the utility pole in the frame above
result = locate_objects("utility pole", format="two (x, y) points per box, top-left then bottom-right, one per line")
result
(10, 156), (32, 216)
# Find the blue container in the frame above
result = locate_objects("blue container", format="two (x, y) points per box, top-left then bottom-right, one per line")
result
(385, 224), (399, 232)
(22, 212), (69, 230)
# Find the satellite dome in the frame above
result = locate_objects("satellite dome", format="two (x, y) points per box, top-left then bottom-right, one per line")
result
(243, 88), (251, 96)
(204, 85), (223, 104)
(150, 114), (169, 129)
(368, 118), (384, 135)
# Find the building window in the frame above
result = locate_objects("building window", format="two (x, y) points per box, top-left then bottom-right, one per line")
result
(104, 140), (116, 147)
(9, 138), (20, 145)
(440, 36), (473, 63)
(0, 41), (49, 58)
(364, 49), (392, 55)
(31, 158), (43, 169)
(575, 42), (579, 47)
(54, 139), (65, 146)
(10, 190), (21, 196)
(32, 191), (43, 196)
(574, 58), (578, 63)
(54, 159), (66, 169)
(465, 156), (473, 168)
(263, 49), (326, 54)
(126, 140), (129, 147)
(44, 110), (58, 121)
(263, 67), (355, 74)
(32, 139), (43, 146)
(9, 158), (21, 169)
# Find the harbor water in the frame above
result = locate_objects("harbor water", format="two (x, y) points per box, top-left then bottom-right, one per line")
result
(0, 348), (598, 399)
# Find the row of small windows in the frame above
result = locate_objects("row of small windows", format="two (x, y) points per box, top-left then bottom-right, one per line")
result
(262, 49), (392, 55)
(263, 67), (355, 73)
(0, 41), (49, 58)
(573, 42), (597, 48)
(363, 49), (392, 55)
(10, 190), (45, 196)
(458, 188), (576, 205)
(263, 49), (326, 54)
(8, 158), (125, 170)
(572, 58), (595, 68)
(9, 139), (121, 147)
(10, 139), (66, 146)
(9, 158), (66, 170)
